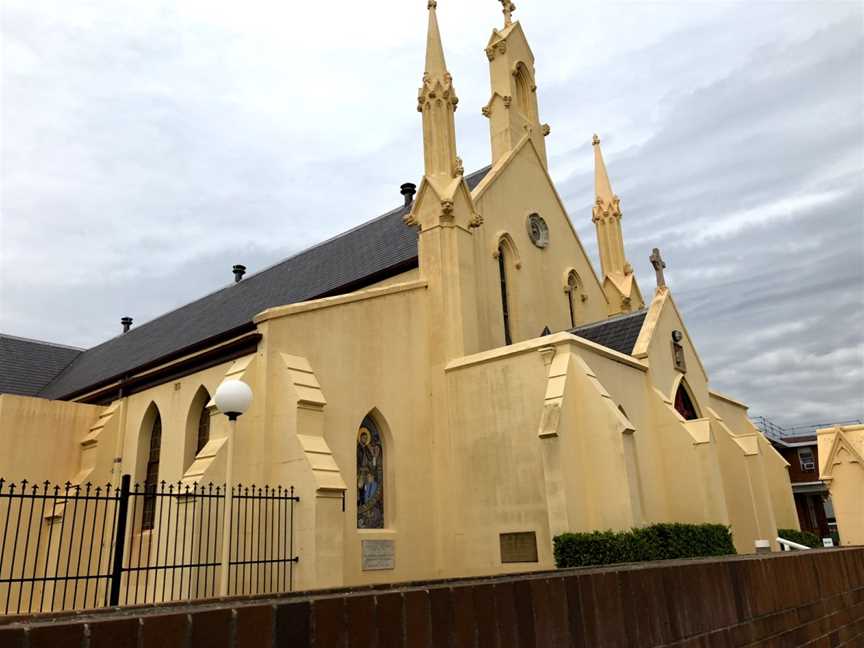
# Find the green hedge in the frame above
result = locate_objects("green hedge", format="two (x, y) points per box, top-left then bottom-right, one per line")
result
(778, 528), (821, 548)
(553, 523), (736, 568)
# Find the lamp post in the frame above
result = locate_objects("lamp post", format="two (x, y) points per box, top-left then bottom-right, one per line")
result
(214, 379), (253, 596)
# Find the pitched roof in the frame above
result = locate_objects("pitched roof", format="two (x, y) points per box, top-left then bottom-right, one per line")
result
(569, 310), (648, 356)
(0, 335), (83, 397)
(37, 168), (491, 401)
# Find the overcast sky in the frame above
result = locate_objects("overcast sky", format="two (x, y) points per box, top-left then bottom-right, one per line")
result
(1, 0), (862, 425)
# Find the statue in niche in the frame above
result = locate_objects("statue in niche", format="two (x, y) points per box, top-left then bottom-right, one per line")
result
(357, 417), (384, 529)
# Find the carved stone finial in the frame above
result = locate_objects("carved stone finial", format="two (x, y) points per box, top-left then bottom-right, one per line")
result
(499, 0), (516, 27)
(650, 248), (667, 288)
(592, 134), (600, 146)
(428, 0), (437, 9)
(454, 157), (464, 177)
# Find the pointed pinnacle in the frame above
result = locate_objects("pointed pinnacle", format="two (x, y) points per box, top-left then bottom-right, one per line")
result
(425, 0), (448, 77)
(593, 134), (616, 205)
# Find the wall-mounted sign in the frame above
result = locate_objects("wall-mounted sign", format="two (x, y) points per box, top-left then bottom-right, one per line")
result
(361, 539), (395, 571)
(500, 531), (538, 563)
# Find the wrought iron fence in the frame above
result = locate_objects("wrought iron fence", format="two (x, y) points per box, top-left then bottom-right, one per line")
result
(0, 476), (299, 615)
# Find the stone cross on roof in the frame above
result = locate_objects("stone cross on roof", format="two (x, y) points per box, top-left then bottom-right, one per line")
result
(650, 248), (667, 288)
(500, 0), (516, 26)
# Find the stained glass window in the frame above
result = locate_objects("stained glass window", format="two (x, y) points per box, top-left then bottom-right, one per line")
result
(357, 416), (384, 529)
(674, 382), (699, 421)
(196, 401), (210, 455)
(142, 412), (162, 530)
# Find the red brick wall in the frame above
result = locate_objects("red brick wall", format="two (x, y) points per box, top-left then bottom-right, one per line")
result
(779, 446), (821, 484)
(1, 548), (862, 647)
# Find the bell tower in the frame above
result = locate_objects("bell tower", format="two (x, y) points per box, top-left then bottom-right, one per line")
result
(482, 1), (550, 168)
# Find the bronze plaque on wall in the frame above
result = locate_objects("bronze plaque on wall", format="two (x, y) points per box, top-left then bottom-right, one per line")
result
(500, 532), (538, 563)
(361, 539), (395, 571)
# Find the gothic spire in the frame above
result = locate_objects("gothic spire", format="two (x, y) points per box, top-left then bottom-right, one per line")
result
(417, 0), (460, 180)
(593, 134), (616, 208)
(425, 1), (447, 78)
(591, 134), (644, 314)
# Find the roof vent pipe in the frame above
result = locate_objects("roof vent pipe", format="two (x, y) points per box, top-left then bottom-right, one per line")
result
(233, 265), (247, 283)
(400, 183), (417, 206)
(121, 317), (133, 334)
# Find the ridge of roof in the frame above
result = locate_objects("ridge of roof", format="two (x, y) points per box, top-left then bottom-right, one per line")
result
(0, 333), (85, 352)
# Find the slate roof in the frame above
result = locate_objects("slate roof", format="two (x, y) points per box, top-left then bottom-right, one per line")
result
(32, 168), (491, 401)
(0, 335), (83, 397)
(569, 310), (648, 356)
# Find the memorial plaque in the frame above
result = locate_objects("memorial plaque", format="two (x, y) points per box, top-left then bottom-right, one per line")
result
(500, 531), (538, 563)
(361, 539), (395, 571)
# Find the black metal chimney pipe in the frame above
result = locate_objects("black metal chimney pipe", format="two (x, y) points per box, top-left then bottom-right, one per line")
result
(121, 317), (133, 333)
(400, 183), (417, 207)
(233, 265), (247, 283)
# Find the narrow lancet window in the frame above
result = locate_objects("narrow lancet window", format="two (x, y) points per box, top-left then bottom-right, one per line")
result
(674, 382), (699, 421)
(196, 402), (210, 455)
(566, 271), (580, 328)
(142, 413), (162, 530)
(498, 244), (513, 345)
(357, 416), (384, 529)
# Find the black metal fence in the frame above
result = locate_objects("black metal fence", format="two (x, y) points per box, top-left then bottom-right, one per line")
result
(0, 476), (299, 615)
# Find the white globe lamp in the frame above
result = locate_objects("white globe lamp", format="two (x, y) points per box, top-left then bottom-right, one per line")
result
(214, 380), (253, 420)
(214, 378), (252, 596)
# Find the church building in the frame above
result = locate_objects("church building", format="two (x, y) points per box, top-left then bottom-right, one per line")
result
(0, 1), (801, 592)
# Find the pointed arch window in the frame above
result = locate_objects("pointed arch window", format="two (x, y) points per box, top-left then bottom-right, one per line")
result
(196, 400), (211, 455)
(674, 381), (700, 421)
(514, 63), (534, 119)
(357, 416), (384, 529)
(142, 412), (162, 530)
(498, 243), (513, 345)
(565, 271), (581, 328)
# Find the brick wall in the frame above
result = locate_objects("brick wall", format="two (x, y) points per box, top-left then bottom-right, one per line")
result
(1, 548), (862, 647)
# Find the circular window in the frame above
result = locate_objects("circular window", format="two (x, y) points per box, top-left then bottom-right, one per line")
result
(526, 213), (549, 248)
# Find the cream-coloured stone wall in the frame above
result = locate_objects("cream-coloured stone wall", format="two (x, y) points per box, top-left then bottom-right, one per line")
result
(255, 281), (434, 587)
(819, 425), (864, 546)
(470, 140), (608, 349)
(0, 395), (103, 484)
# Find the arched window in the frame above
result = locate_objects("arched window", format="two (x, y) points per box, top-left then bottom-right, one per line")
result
(514, 63), (534, 118)
(142, 412), (162, 530)
(196, 400), (210, 454)
(565, 271), (581, 328)
(184, 387), (212, 472)
(674, 381), (700, 421)
(498, 243), (513, 345)
(357, 416), (384, 529)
